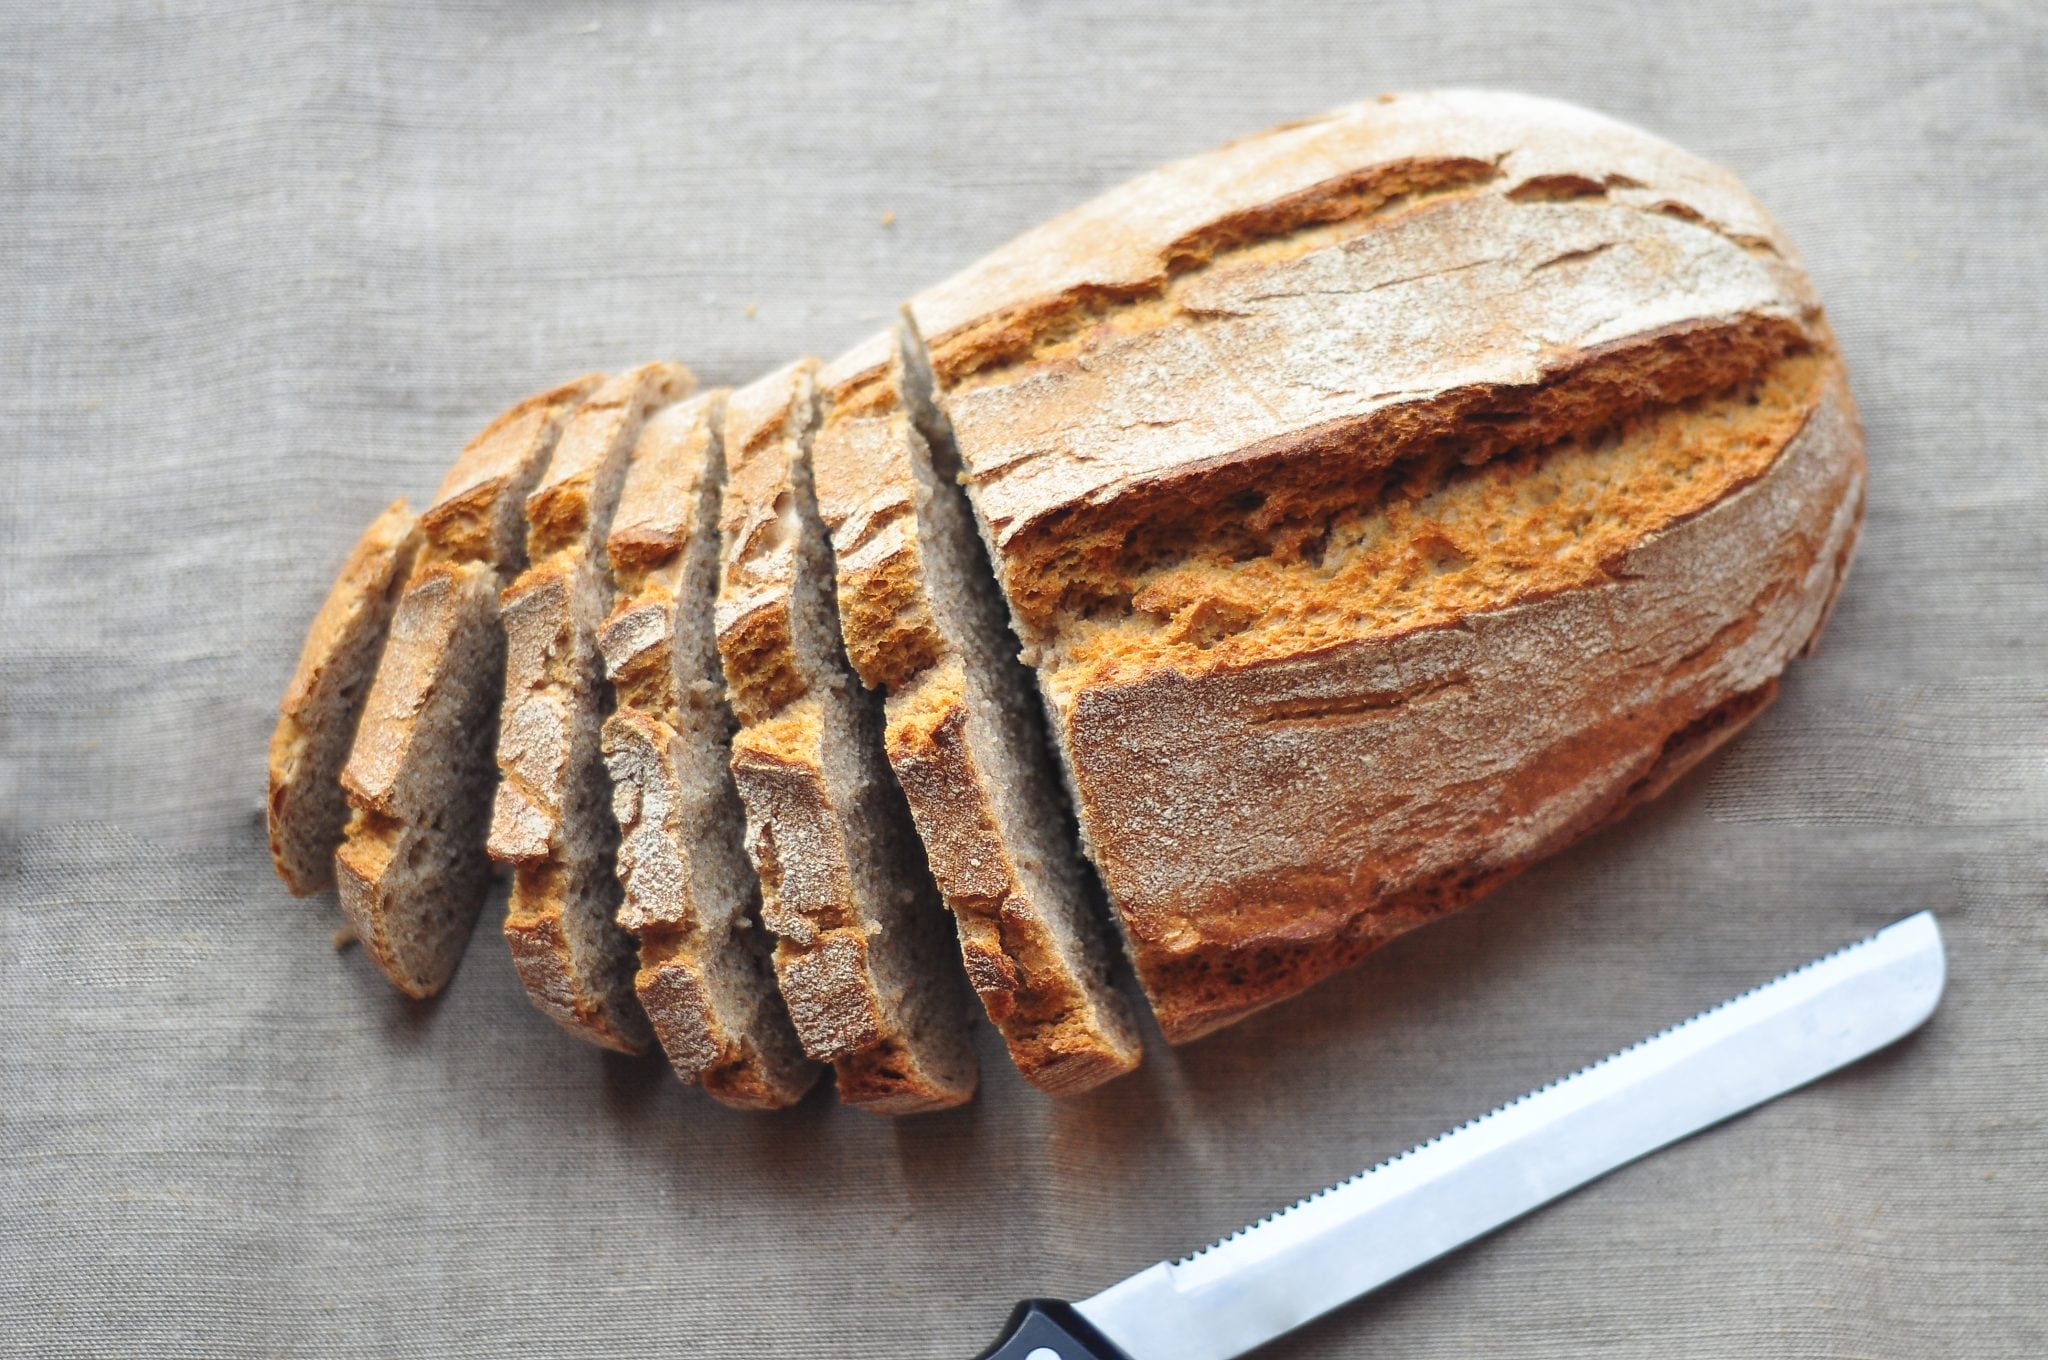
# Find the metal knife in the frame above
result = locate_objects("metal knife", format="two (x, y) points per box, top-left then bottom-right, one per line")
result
(974, 911), (1946, 1360)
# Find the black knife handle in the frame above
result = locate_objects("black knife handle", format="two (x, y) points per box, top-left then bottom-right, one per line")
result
(972, 1299), (1133, 1360)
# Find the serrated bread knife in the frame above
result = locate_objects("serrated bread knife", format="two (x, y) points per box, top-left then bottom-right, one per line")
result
(974, 911), (1946, 1360)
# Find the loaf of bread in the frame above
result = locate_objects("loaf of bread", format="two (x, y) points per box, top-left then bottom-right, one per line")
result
(905, 89), (1862, 1040)
(273, 90), (1865, 1105)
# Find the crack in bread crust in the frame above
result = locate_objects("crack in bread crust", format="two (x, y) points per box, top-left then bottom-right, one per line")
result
(937, 157), (1505, 389)
(915, 91), (1799, 388)
(1049, 342), (1829, 694)
(1065, 365), (1864, 1040)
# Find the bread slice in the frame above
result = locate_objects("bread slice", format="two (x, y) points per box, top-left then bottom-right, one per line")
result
(491, 362), (694, 1053)
(907, 90), (1865, 1040)
(336, 375), (605, 996)
(811, 330), (1142, 1094)
(715, 359), (978, 1113)
(597, 390), (820, 1107)
(268, 500), (422, 896)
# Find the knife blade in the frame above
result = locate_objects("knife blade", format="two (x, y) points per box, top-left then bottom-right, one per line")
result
(972, 911), (1946, 1360)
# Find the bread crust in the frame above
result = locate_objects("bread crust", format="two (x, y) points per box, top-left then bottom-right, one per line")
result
(908, 89), (1865, 1042)
(268, 500), (422, 895)
(914, 90), (1800, 386)
(910, 92), (1822, 641)
(811, 337), (947, 695)
(1063, 366), (1864, 1040)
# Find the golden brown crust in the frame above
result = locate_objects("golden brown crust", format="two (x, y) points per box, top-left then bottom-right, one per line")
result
(1141, 677), (1784, 1041)
(502, 894), (645, 1053)
(715, 606), (805, 728)
(913, 92), (1798, 386)
(726, 728), (864, 972)
(809, 355), (945, 694)
(1064, 367), (1865, 1042)
(830, 1037), (967, 1115)
(910, 93), (1823, 653)
(330, 816), (423, 996)
(834, 556), (945, 694)
(421, 375), (607, 567)
(900, 90), (1863, 1045)
(268, 500), (422, 895)
(1006, 315), (1810, 642)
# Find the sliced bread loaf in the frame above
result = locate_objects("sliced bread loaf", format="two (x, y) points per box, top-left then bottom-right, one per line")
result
(268, 500), (422, 896)
(907, 90), (1865, 1040)
(598, 390), (821, 1107)
(336, 375), (604, 996)
(491, 362), (693, 1053)
(716, 359), (978, 1114)
(811, 330), (1142, 1094)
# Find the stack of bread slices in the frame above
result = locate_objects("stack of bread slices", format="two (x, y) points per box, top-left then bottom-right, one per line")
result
(267, 91), (1865, 1113)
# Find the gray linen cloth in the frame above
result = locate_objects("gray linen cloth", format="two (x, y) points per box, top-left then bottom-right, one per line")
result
(3, 3), (2042, 1355)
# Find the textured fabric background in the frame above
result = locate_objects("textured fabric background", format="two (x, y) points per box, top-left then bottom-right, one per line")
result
(3, 3), (2043, 1356)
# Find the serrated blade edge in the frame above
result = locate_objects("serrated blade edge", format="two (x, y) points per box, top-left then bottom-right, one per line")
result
(1075, 912), (1945, 1360)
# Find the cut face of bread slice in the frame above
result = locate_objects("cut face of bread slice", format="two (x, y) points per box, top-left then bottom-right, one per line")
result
(336, 375), (605, 997)
(597, 390), (820, 1107)
(908, 91), (1866, 1040)
(269, 500), (422, 896)
(491, 362), (694, 1053)
(811, 330), (1142, 1095)
(716, 359), (978, 1114)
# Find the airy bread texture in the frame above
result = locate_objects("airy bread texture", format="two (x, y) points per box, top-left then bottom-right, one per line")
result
(268, 500), (422, 896)
(336, 376), (604, 997)
(908, 89), (1865, 1040)
(598, 390), (820, 1107)
(812, 330), (1142, 1094)
(491, 362), (693, 1053)
(716, 359), (979, 1113)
